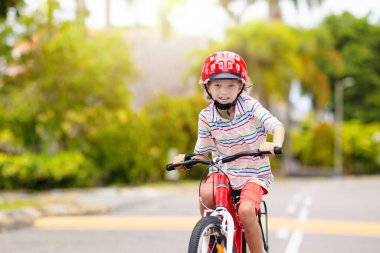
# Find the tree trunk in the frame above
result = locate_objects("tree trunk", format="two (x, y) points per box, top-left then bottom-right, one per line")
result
(76, 0), (86, 24)
(47, 0), (54, 34)
(253, 80), (269, 108)
(268, 0), (282, 21)
(105, 0), (111, 31)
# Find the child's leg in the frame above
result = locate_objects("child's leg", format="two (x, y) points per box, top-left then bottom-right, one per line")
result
(238, 183), (266, 253)
(199, 174), (217, 215)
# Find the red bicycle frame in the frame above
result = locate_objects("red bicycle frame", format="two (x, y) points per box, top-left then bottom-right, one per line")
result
(207, 171), (246, 253)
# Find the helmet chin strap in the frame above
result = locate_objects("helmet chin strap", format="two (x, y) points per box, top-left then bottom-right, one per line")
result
(214, 100), (234, 110)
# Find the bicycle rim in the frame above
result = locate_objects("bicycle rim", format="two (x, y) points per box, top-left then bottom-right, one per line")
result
(188, 216), (231, 253)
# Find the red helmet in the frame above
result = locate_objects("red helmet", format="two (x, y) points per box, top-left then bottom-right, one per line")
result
(201, 51), (248, 84)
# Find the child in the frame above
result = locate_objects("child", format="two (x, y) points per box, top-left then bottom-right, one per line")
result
(172, 51), (285, 253)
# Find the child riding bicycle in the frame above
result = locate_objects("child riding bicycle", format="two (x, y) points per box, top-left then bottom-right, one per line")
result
(172, 51), (285, 253)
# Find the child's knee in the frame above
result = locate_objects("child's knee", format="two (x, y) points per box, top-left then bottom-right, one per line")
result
(238, 201), (257, 222)
(200, 183), (215, 206)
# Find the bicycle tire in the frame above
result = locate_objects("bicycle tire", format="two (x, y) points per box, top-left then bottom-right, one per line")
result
(188, 216), (236, 253)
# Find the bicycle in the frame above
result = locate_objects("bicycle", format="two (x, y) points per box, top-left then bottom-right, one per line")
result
(166, 147), (282, 253)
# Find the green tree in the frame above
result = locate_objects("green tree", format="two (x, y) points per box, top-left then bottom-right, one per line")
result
(226, 21), (300, 105)
(0, 0), (24, 20)
(321, 12), (380, 123)
(1, 0), (25, 82)
(0, 10), (151, 187)
(1, 22), (135, 153)
(296, 27), (344, 110)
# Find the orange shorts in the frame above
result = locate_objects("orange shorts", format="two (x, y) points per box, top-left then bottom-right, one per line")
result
(238, 182), (266, 211)
(204, 175), (266, 211)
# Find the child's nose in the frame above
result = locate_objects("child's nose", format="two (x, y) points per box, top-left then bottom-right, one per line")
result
(220, 87), (228, 94)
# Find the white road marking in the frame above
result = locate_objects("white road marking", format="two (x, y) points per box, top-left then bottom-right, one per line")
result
(283, 194), (313, 253)
(286, 193), (302, 215)
(284, 230), (304, 253)
(298, 195), (312, 221)
(276, 228), (290, 239)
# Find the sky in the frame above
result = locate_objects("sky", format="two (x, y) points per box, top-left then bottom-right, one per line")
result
(85, 0), (380, 40)
(25, 0), (380, 40)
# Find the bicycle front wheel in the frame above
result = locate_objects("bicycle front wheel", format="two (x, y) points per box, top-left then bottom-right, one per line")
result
(188, 216), (236, 253)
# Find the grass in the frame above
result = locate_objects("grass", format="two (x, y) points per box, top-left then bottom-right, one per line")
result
(0, 199), (44, 211)
(0, 198), (71, 211)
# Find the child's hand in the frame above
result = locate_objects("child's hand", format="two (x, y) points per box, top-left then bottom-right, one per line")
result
(259, 142), (280, 155)
(172, 154), (186, 170)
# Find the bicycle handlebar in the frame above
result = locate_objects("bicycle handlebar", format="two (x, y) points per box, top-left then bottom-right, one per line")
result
(166, 147), (282, 171)
(166, 159), (212, 171)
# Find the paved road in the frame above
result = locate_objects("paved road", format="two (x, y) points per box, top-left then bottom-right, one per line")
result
(1, 177), (380, 253)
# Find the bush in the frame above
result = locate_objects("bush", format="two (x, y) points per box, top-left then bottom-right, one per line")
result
(292, 119), (380, 174)
(292, 121), (334, 169)
(343, 121), (380, 174)
(0, 151), (98, 190)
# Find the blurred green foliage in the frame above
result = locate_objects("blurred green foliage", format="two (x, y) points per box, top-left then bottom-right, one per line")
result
(292, 120), (335, 168)
(292, 119), (380, 174)
(343, 121), (380, 174)
(1, 22), (135, 152)
(0, 0), (24, 20)
(321, 12), (380, 122)
(0, 151), (97, 189)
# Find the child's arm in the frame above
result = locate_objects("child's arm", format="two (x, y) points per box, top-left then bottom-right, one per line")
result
(272, 124), (285, 147)
(259, 125), (285, 153)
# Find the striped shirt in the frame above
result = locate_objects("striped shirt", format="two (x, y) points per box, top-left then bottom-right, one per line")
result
(194, 94), (283, 192)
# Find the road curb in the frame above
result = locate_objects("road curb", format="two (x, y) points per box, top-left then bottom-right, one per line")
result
(0, 202), (115, 232)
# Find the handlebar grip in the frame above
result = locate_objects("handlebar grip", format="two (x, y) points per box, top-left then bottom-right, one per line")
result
(166, 163), (176, 171)
(274, 146), (282, 155)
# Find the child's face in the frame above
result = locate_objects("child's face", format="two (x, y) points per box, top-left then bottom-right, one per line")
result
(207, 79), (243, 104)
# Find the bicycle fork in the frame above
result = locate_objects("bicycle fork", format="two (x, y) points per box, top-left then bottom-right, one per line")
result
(211, 207), (235, 253)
